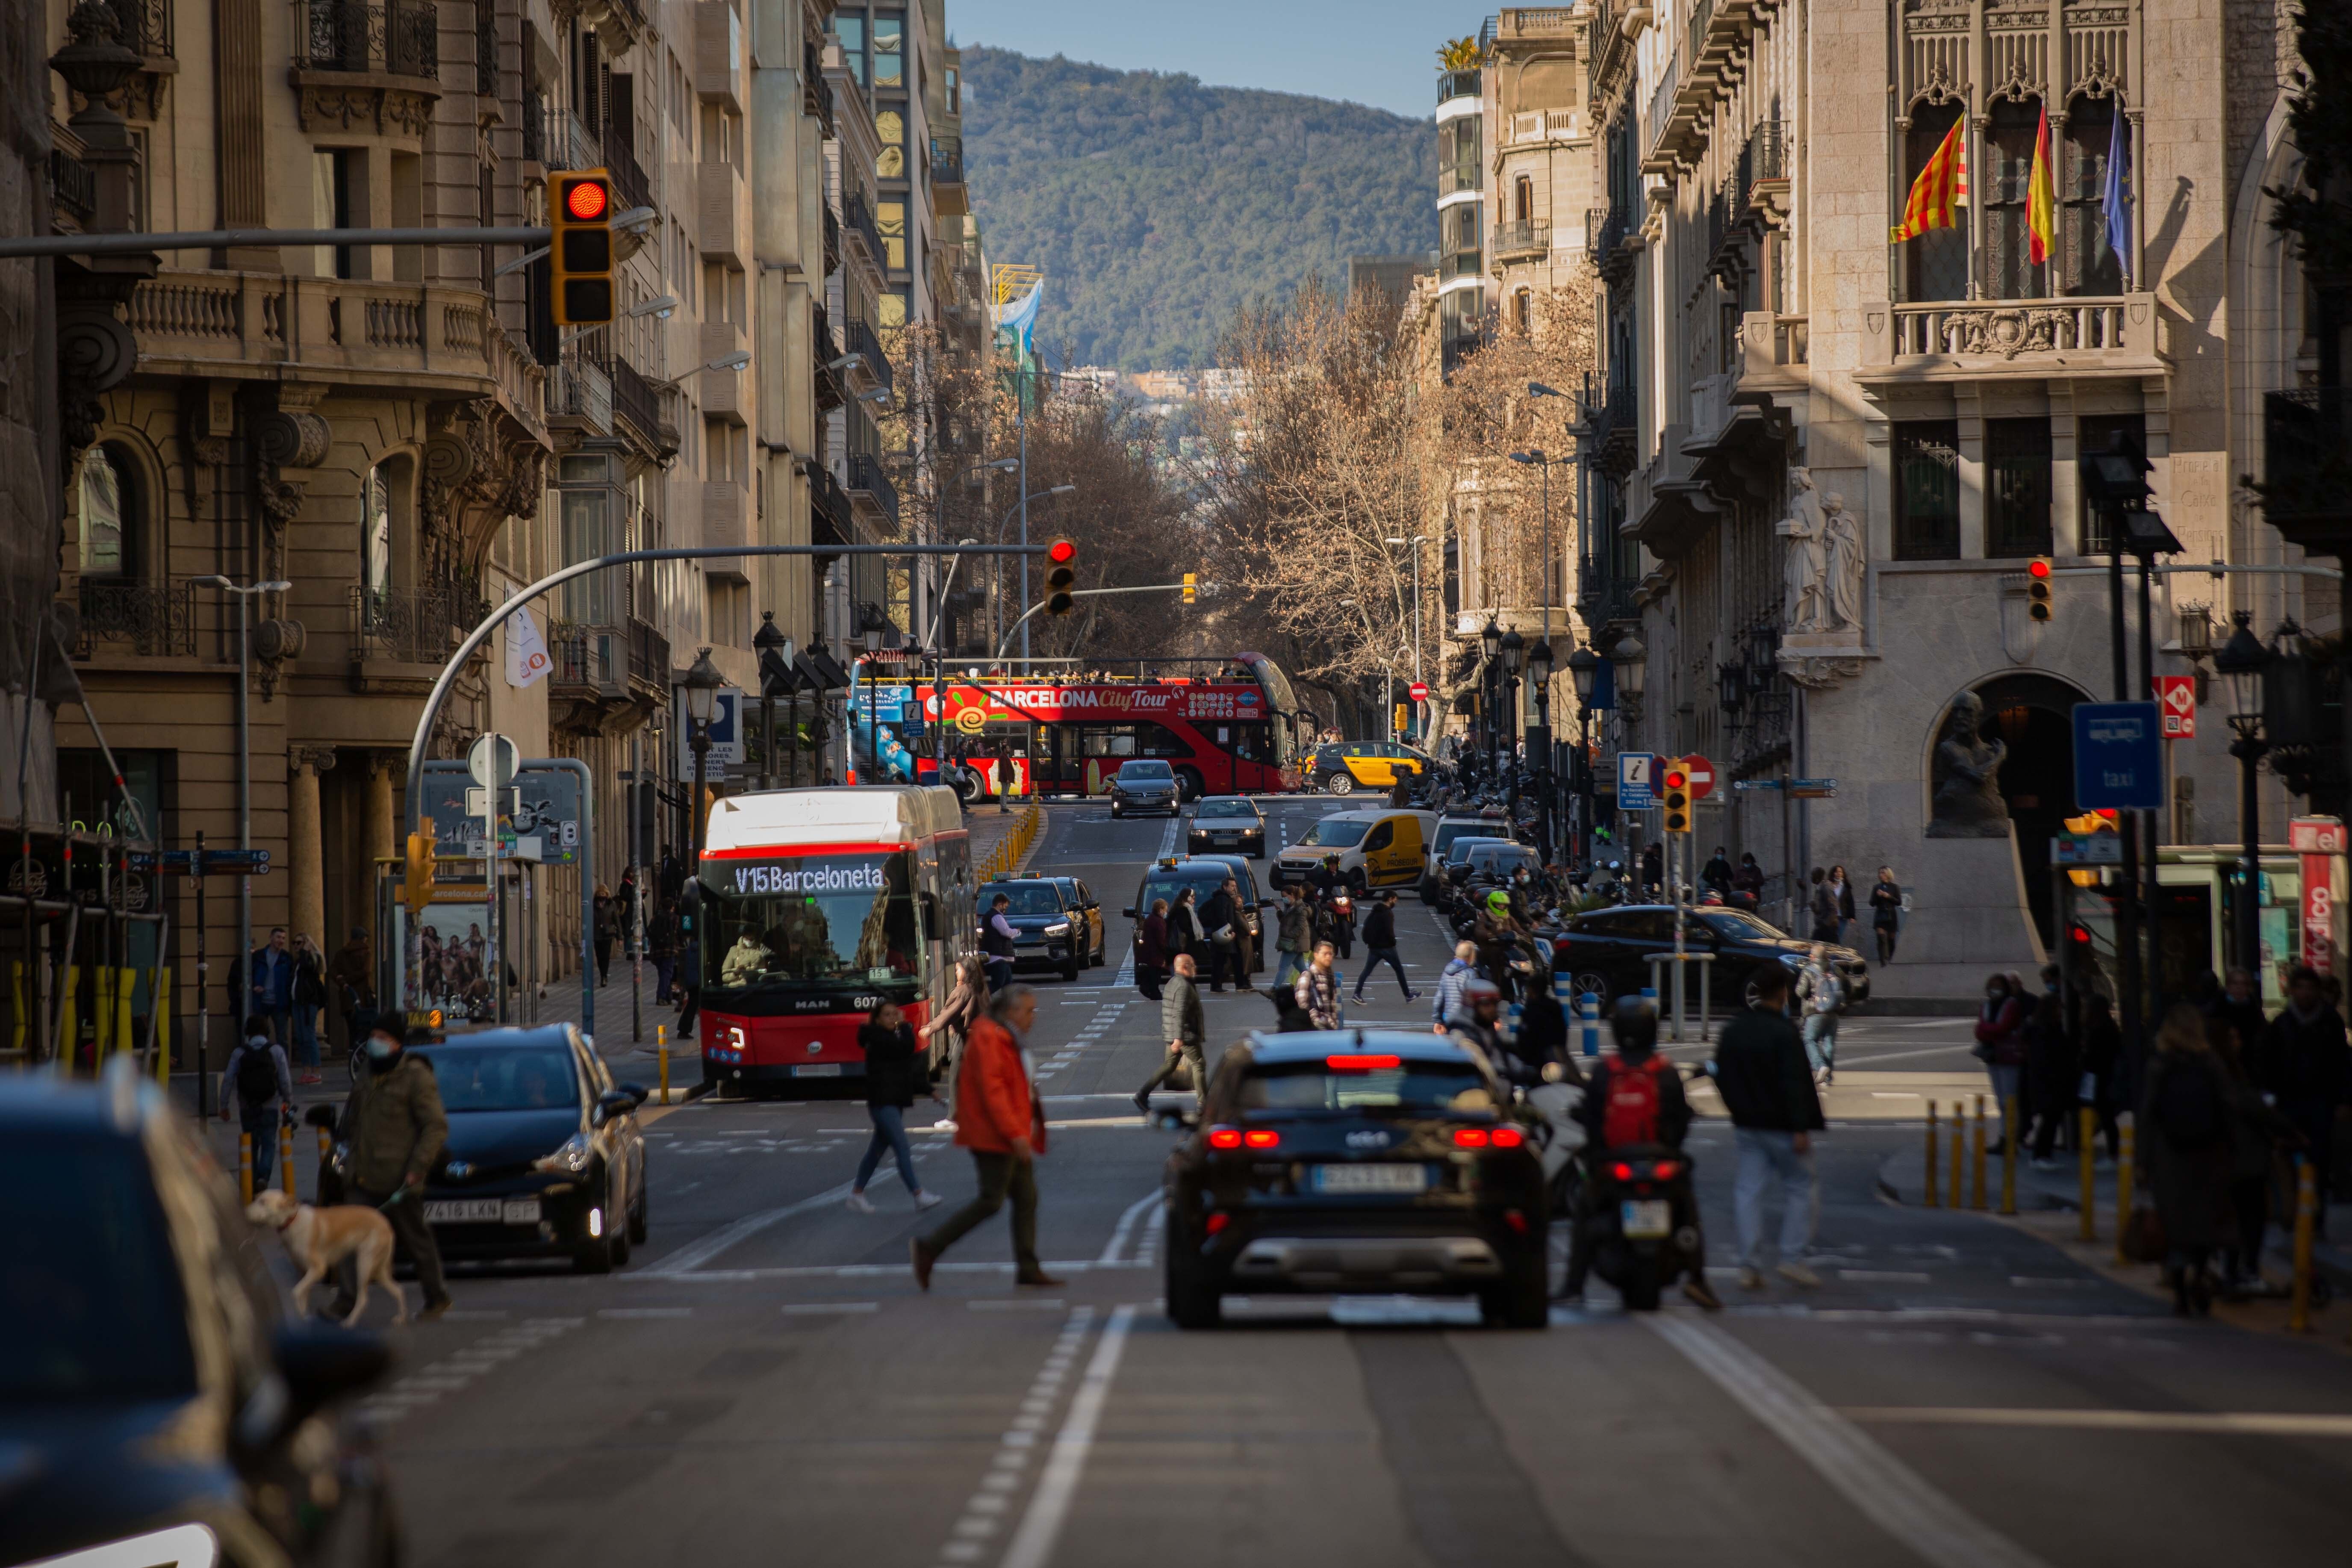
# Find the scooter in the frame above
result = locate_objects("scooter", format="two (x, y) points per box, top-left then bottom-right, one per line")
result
(1573, 1143), (1704, 1311)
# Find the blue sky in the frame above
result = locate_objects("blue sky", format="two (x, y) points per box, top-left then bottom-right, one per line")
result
(946, 0), (1494, 120)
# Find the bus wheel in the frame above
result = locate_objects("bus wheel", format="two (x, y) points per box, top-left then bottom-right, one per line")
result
(1174, 768), (1204, 802)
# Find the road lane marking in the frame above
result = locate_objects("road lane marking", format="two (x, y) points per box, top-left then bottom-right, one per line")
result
(1098, 1190), (1163, 1265)
(598, 1307), (694, 1319)
(1647, 1315), (2054, 1568)
(637, 1181), (855, 1276)
(997, 1303), (1138, 1568)
(933, 1308), (1096, 1568)
(636, 1259), (1150, 1282)
(1842, 1408), (2352, 1438)
(970, 1299), (1068, 1311)
(1838, 1270), (1935, 1284)
(782, 1301), (879, 1315)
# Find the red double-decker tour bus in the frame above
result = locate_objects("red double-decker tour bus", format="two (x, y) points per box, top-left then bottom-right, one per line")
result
(887, 654), (1304, 800)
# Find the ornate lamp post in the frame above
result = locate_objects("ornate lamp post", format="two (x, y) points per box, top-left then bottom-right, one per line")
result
(1499, 625), (1526, 824)
(1480, 617), (1503, 774)
(1526, 637), (1555, 863)
(1568, 644), (1600, 868)
(2212, 611), (2272, 975)
(682, 648), (723, 869)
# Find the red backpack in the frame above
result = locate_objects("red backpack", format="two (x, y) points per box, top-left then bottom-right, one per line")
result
(1600, 1055), (1668, 1147)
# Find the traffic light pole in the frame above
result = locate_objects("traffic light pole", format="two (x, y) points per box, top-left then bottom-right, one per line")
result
(2105, 530), (2146, 1091)
(991, 581), (1202, 660)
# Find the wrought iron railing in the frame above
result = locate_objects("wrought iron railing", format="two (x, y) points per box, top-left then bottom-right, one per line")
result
(348, 582), (485, 665)
(50, 150), (96, 223)
(628, 617), (669, 687)
(610, 354), (664, 451)
(822, 200), (840, 273)
(809, 461), (853, 545)
(607, 136), (653, 221)
(75, 577), (196, 659)
(844, 315), (893, 396)
(1438, 68), (1480, 105)
(112, 0), (174, 59)
(846, 453), (899, 525)
(931, 135), (964, 186)
(298, 0), (438, 78)
(1739, 117), (1785, 190)
(842, 188), (884, 265)
(551, 622), (623, 690)
(1492, 221), (1549, 261)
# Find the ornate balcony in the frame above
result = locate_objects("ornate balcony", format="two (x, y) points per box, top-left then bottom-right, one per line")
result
(845, 453), (899, 528)
(348, 582), (485, 691)
(74, 577), (197, 661)
(295, 0), (437, 76)
(841, 189), (884, 274)
(1860, 293), (2167, 386)
(1492, 221), (1550, 267)
(610, 354), (675, 459)
(808, 460), (854, 550)
(842, 315), (893, 399)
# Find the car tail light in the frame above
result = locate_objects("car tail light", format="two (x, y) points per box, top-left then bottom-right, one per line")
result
(1452, 1127), (1490, 1148)
(1503, 1209), (1528, 1234)
(1205, 1212), (1230, 1235)
(1327, 1053), (1401, 1070)
(1611, 1161), (1634, 1181)
(1489, 1126), (1524, 1148)
(1651, 1159), (1680, 1180)
(1207, 1127), (1243, 1149)
(1243, 1129), (1280, 1149)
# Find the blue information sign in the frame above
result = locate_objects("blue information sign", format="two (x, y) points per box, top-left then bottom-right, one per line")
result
(1617, 751), (1658, 811)
(2072, 701), (2164, 811)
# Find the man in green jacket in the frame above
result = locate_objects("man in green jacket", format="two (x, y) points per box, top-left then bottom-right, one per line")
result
(332, 1019), (453, 1319)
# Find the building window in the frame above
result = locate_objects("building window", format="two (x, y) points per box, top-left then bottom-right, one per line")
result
(876, 198), (905, 271)
(837, 15), (864, 83)
(2078, 413), (2145, 553)
(1983, 97), (2047, 301)
(1513, 174), (1533, 224)
(875, 109), (904, 178)
(1985, 418), (2053, 558)
(1892, 420), (1961, 560)
(313, 149), (354, 279)
(872, 13), (903, 87)
(946, 65), (959, 114)
(2063, 95), (2125, 296)
(878, 287), (908, 329)
(362, 462), (395, 598)
(1441, 115), (1480, 195)
(77, 446), (133, 578)
(1901, 101), (1966, 303)
(1513, 290), (1531, 333)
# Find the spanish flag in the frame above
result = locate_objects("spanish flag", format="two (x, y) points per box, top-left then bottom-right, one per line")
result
(1889, 120), (1969, 244)
(2026, 103), (2058, 266)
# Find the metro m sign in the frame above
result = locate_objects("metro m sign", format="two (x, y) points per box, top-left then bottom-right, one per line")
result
(2154, 675), (2196, 740)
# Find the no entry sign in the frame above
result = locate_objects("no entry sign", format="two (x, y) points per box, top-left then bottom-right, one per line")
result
(1409, 681), (1429, 703)
(1681, 753), (1715, 800)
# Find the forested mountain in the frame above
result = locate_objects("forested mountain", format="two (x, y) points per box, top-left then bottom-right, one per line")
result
(959, 47), (1435, 371)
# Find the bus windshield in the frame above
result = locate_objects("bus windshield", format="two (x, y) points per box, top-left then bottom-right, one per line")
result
(702, 851), (923, 989)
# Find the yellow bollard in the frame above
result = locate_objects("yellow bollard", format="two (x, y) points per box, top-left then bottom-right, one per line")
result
(154, 965), (173, 1085)
(2114, 1123), (2136, 1265)
(59, 964), (79, 1074)
(1972, 1093), (1988, 1211)
(317, 1125), (332, 1165)
(1999, 1094), (2019, 1215)
(239, 1133), (254, 1205)
(1924, 1102), (1940, 1208)
(2078, 1106), (2098, 1241)
(115, 968), (135, 1070)
(1948, 1102), (1965, 1209)
(91, 964), (113, 1067)
(658, 1023), (669, 1105)
(2291, 1160), (2318, 1334)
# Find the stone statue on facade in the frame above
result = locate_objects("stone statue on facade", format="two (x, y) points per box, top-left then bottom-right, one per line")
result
(1927, 691), (2012, 838)
(1820, 490), (1865, 635)
(1777, 468), (1826, 632)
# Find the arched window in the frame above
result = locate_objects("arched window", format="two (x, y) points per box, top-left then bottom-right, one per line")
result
(362, 462), (395, 601)
(1984, 96), (2047, 301)
(1900, 100), (1967, 304)
(77, 445), (134, 578)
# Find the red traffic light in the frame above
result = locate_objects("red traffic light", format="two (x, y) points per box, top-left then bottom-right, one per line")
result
(2028, 558), (2051, 579)
(565, 179), (610, 221)
(1662, 767), (1688, 790)
(1047, 539), (1076, 564)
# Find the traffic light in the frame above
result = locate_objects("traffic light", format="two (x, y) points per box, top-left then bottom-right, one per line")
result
(1181, 572), (1197, 604)
(1394, 703), (1409, 736)
(1044, 538), (1076, 616)
(549, 170), (614, 326)
(2027, 557), (2053, 622)
(403, 822), (437, 914)
(1661, 759), (1691, 834)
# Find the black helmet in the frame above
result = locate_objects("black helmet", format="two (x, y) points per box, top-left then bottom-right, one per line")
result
(1609, 997), (1658, 1056)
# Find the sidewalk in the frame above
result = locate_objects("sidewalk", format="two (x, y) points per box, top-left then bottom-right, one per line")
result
(1879, 1121), (2352, 1334)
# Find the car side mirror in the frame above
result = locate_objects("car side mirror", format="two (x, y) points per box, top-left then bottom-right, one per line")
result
(1122, 908), (1137, 919)
(593, 1089), (637, 1124)
(304, 1103), (339, 1130)
(617, 1082), (650, 1108)
(268, 1321), (390, 1430)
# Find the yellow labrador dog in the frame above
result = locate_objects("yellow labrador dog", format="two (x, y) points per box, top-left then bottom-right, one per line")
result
(246, 1188), (406, 1326)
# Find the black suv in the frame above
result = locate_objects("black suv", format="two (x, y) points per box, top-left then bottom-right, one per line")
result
(1552, 904), (1872, 1010)
(986, 875), (1091, 981)
(1160, 1031), (1548, 1329)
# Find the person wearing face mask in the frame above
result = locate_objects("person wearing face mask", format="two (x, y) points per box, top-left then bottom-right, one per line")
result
(328, 1021), (452, 1320)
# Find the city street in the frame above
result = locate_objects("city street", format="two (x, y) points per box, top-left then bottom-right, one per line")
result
(279, 801), (2352, 1568)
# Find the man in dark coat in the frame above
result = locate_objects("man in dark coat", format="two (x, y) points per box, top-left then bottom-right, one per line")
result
(2254, 966), (2352, 1227)
(1712, 964), (1826, 1290)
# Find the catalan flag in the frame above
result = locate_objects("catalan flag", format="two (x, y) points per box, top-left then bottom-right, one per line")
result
(1890, 120), (1969, 245)
(2027, 103), (2057, 266)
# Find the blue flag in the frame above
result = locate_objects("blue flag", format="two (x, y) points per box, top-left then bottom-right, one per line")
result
(2102, 107), (2132, 283)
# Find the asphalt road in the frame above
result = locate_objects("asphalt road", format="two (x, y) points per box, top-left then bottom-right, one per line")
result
(314, 799), (2352, 1568)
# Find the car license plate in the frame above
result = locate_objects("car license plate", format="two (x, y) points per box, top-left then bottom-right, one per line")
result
(1621, 1199), (1672, 1239)
(501, 1198), (542, 1226)
(424, 1199), (503, 1224)
(1313, 1163), (1429, 1194)
(792, 1063), (843, 1078)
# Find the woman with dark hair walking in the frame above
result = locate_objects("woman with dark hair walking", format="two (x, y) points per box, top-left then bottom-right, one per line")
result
(2140, 1004), (2237, 1315)
(1134, 898), (1170, 1002)
(919, 954), (987, 1134)
(847, 1001), (943, 1214)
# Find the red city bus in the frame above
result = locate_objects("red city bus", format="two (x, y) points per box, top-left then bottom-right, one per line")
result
(695, 784), (974, 1094)
(892, 653), (1304, 800)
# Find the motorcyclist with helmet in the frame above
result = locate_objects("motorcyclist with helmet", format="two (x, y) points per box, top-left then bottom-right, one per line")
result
(1559, 998), (1722, 1310)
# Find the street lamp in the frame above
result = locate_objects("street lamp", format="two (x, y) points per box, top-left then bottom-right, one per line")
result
(2212, 610), (2271, 974)
(752, 612), (790, 790)
(1525, 637), (1555, 862)
(193, 574), (292, 1028)
(1567, 644), (1601, 869)
(1509, 448), (1558, 657)
(1613, 633), (1647, 728)
(682, 647), (722, 868)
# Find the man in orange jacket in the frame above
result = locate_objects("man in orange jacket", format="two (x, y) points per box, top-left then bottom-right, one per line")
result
(911, 984), (1063, 1289)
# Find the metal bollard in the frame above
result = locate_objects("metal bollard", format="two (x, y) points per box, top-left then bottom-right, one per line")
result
(1972, 1093), (1988, 1211)
(239, 1133), (254, 1205)
(2078, 1106), (2097, 1241)
(1999, 1094), (2019, 1215)
(154, 965), (173, 1085)
(1925, 1102), (1940, 1208)
(2291, 1158), (2317, 1334)
(2114, 1123), (2136, 1265)
(280, 1121), (297, 1197)
(659, 1024), (669, 1104)
(1579, 992), (1601, 1058)
(1948, 1102), (1965, 1209)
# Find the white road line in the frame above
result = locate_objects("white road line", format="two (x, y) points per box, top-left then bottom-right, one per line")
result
(997, 1303), (1138, 1568)
(597, 1307), (694, 1319)
(1647, 1315), (2053, 1568)
(932, 1309), (1095, 1568)
(782, 1301), (880, 1315)
(637, 1181), (855, 1276)
(1844, 1407), (2352, 1438)
(1098, 1190), (1163, 1265)
(632, 1259), (1150, 1282)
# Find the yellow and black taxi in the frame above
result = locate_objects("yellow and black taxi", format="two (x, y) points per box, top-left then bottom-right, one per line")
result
(1187, 796), (1268, 858)
(0, 1066), (399, 1568)
(380, 1024), (649, 1273)
(1159, 1031), (1549, 1329)
(1307, 740), (1432, 796)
